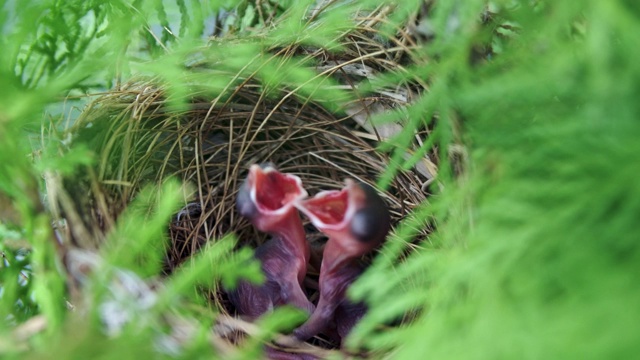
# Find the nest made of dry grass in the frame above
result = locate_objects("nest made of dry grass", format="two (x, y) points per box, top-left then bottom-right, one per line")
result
(46, 3), (439, 356)
(55, 74), (434, 265)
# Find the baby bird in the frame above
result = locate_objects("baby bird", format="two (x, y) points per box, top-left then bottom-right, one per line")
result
(230, 164), (315, 318)
(292, 180), (390, 342)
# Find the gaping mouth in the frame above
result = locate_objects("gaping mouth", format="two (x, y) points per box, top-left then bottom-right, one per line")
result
(251, 165), (307, 213)
(296, 189), (349, 226)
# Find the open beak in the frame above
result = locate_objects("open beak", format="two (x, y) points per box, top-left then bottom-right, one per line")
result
(236, 163), (308, 233)
(295, 179), (390, 254)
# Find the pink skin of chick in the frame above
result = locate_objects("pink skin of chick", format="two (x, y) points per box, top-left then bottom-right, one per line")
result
(230, 164), (315, 319)
(292, 179), (390, 342)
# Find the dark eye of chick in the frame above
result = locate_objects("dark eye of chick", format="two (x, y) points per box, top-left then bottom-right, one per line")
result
(351, 207), (382, 243)
(350, 183), (390, 244)
(236, 180), (257, 219)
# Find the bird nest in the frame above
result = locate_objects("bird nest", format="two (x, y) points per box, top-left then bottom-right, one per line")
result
(47, 7), (437, 356)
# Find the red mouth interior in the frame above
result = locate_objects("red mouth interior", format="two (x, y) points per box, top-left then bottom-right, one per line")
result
(254, 170), (302, 211)
(301, 190), (349, 225)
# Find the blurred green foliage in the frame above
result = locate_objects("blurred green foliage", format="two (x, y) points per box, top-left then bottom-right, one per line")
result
(1, 0), (639, 359)
(350, 1), (640, 359)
